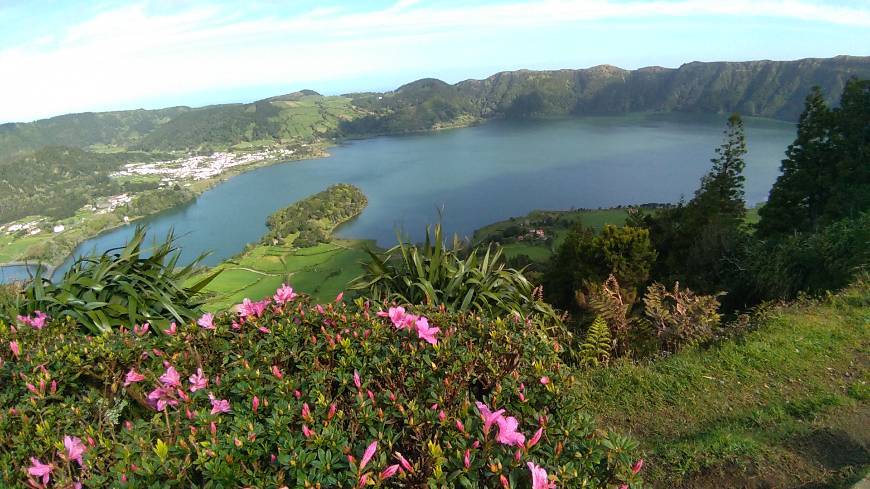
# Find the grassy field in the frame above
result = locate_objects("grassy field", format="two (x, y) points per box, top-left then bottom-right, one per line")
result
(0, 234), (49, 262)
(473, 208), (634, 262)
(195, 239), (369, 310)
(577, 282), (870, 488)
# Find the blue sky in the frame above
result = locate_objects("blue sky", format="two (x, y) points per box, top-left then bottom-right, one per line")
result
(0, 0), (868, 123)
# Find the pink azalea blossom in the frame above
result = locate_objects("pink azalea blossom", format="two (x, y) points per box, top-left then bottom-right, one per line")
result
(302, 425), (313, 438)
(415, 316), (440, 345)
(124, 369), (146, 386)
(384, 307), (409, 329)
(394, 452), (413, 473)
(301, 403), (311, 419)
(475, 401), (506, 435)
(527, 462), (556, 489)
(32, 311), (49, 329)
(209, 395), (231, 415)
(273, 284), (298, 305)
(163, 322), (177, 335)
(133, 323), (150, 336)
(27, 457), (52, 485)
(499, 474), (510, 489)
(252, 395), (260, 414)
(335, 291), (344, 303)
(188, 368), (208, 392)
(62, 435), (86, 466)
(353, 369), (361, 390)
(327, 402), (337, 420)
(496, 416), (526, 447)
(159, 366), (181, 387)
(360, 440), (377, 470)
(527, 427), (544, 449)
(271, 365), (284, 379)
(540, 376), (550, 385)
(632, 458), (644, 474)
(147, 386), (178, 412)
(10, 340), (20, 358)
(316, 304), (325, 314)
(464, 449), (471, 469)
(380, 464), (400, 480)
(197, 313), (215, 330)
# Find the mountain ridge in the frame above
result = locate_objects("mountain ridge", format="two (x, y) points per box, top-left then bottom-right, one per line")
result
(0, 55), (867, 157)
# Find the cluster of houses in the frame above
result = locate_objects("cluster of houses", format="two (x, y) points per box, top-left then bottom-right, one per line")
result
(81, 193), (133, 215)
(0, 219), (44, 236)
(112, 147), (297, 185)
(516, 228), (547, 241)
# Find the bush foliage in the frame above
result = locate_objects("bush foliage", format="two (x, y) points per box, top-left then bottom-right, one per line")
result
(353, 224), (557, 320)
(20, 227), (218, 335)
(0, 287), (642, 488)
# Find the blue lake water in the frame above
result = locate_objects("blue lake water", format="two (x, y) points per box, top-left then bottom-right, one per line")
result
(45, 113), (795, 278)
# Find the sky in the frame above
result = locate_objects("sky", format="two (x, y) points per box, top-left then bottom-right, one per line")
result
(0, 0), (868, 123)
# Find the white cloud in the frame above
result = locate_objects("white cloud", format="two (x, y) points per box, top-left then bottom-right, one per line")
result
(1, 0), (867, 122)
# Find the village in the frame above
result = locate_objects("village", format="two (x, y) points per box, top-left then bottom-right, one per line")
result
(112, 147), (298, 185)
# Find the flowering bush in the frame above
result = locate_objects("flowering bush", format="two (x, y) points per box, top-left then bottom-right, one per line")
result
(0, 285), (642, 488)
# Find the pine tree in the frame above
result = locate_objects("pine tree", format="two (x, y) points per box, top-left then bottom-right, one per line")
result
(689, 113), (747, 226)
(757, 87), (834, 236)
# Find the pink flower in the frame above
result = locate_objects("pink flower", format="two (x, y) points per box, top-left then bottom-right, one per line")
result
(358, 474), (367, 488)
(464, 449), (471, 468)
(527, 427), (544, 449)
(353, 369), (361, 390)
(316, 304), (325, 314)
(335, 291), (344, 303)
(62, 435), (86, 466)
(29, 311), (48, 330)
(133, 323), (150, 336)
(124, 369), (146, 386)
(632, 458), (644, 474)
(237, 298), (267, 318)
(384, 307), (409, 329)
(147, 386), (178, 411)
(27, 457), (52, 485)
(415, 316), (440, 345)
(394, 452), (413, 473)
(302, 425), (313, 438)
(499, 474), (510, 489)
(475, 401), (506, 435)
(252, 396), (260, 414)
(209, 395), (231, 415)
(164, 322), (177, 335)
(159, 366), (181, 387)
(438, 410), (446, 422)
(328, 403), (337, 420)
(188, 368), (208, 392)
(360, 440), (377, 470)
(273, 284), (298, 305)
(527, 462), (555, 489)
(302, 402), (311, 419)
(540, 376), (550, 385)
(456, 419), (465, 432)
(496, 416), (526, 447)
(271, 365), (284, 379)
(197, 313), (215, 330)
(10, 340), (20, 358)
(380, 463), (400, 480)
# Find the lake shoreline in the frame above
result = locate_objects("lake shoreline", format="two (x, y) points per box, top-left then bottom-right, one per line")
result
(1, 112), (795, 284)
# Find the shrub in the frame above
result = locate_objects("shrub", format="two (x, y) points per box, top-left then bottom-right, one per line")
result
(545, 224), (656, 311)
(353, 223), (557, 320)
(21, 227), (219, 335)
(0, 288), (642, 488)
(642, 282), (721, 353)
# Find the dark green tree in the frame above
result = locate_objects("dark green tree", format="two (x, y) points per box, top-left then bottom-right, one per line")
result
(757, 87), (834, 236)
(544, 223), (657, 310)
(758, 79), (870, 236)
(688, 113), (747, 227)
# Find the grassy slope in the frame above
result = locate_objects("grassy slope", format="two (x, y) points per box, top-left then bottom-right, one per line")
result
(197, 240), (368, 310)
(577, 283), (870, 488)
